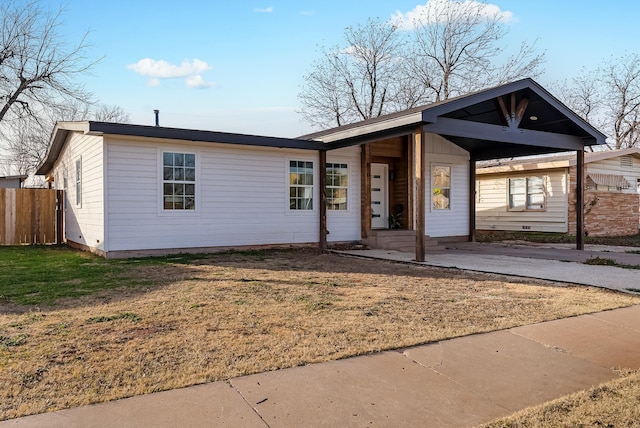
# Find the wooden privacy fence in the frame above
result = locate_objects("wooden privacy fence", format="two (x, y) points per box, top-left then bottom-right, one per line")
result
(0, 188), (62, 245)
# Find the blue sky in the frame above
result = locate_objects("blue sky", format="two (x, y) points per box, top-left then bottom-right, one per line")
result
(51, 0), (640, 137)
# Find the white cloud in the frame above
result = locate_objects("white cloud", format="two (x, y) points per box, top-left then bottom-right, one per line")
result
(254, 6), (273, 13)
(390, 0), (514, 31)
(300, 10), (315, 16)
(128, 58), (214, 89)
(127, 58), (211, 78)
(186, 75), (215, 89)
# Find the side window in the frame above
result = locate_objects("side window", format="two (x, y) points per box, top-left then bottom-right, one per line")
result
(326, 163), (348, 210)
(75, 158), (82, 206)
(432, 165), (451, 210)
(509, 176), (545, 211)
(289, 160), (314, 210)
(163, 152), (196, 210)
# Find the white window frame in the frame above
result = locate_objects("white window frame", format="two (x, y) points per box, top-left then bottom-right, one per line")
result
(158, 149), (200, 216)
(75, 157), (82, 207)
(287, 159), (315, 213)
(326, 162), (349, 211)
(432, 164), (451, 210)
(508, 176), (546, 211)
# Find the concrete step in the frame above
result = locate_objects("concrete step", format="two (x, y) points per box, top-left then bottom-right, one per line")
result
(364, 230), (440, 252)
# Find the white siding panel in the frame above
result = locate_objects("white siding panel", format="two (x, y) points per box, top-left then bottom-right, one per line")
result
(476, 169), (568, 233)
(52, 132), (104, 251)
(105, 138), (361, 251)
(424, 135), (470, 237)
(426, 161), (470, 237)
(327, 146), (361, 242)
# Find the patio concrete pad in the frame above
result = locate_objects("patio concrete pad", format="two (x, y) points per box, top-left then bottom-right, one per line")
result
(0, 382), (264, 428)
(403, 330), (616, 412)
(512, 309), (640, 370)
(231, 350), (508, 428)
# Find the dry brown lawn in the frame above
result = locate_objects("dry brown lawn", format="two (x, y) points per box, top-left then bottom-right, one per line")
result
(483, 370), (640, 427)
(1, 249), (639, 421)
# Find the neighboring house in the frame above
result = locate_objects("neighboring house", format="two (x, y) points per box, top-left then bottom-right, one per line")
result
(0, 175), (27, 189)
(476, 148), (640, 236)
(36, 79), (606, 258)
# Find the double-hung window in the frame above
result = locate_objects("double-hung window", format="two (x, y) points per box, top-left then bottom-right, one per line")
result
(432, 165), (451, 210)
(508, 176), (545, 211)
(326, 163), (348, 210)
(289, 160), (313, 210)
(163, 152), (196, 210)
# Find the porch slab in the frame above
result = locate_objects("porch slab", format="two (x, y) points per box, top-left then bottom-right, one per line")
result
(512, 308), (640, 370)
(403, 330), (616, 412)
(1, 382), (265, 428)
(231, 350), (508, 428)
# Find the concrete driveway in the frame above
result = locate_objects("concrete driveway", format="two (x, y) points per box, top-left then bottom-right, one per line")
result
(336, 242), (640, 294)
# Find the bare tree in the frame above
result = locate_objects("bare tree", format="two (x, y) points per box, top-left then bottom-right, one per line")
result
(298, 2), (545, 129)
(404, 0), (544, 102)
(552, 70), (603, 126)
(554, 54), (640, 150)
(0, 0), (96, 124)
(93, 104), (130, 123)
(601, 53), (640, 149)
(298, 18), (407, 129)
(2, 102), (130, 175)
(0, 0), (104, 175)
(3, 116), (47, 175)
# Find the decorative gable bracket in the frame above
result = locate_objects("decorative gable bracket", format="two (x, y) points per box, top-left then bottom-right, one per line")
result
(496, 93), (529, 129)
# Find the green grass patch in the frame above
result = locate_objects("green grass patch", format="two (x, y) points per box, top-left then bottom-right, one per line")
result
(585, 256), (640, 270)
(0, 333), (28, 348)
(585, 256), (618, 266)
(0, 246), (285, 307)
(0, 245), (154, 306)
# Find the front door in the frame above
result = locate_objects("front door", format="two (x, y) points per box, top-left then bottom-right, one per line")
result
(371, 163), (388, 229)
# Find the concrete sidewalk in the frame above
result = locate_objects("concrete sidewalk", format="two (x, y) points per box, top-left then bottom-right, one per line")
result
(3, 305), (640, 427)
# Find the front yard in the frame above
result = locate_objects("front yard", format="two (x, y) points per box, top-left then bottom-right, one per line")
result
(1, 246), (639, 421)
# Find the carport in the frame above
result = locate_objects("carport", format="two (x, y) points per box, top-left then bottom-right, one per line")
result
(306, 78), (607, 261)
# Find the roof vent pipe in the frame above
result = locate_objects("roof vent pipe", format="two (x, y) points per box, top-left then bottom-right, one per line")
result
(154, 109), (159, 127)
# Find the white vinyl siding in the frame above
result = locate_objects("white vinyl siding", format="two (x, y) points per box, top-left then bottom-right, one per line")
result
(52, 132), (105, 250)
(327, 147), (361, 240)
(424, 133), (470, 237)
(105, 139), (361, 252)
(477, 170), (568, 233)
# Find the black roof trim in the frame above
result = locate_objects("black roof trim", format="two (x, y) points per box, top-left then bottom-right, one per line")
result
(89, 122), (326, 151)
